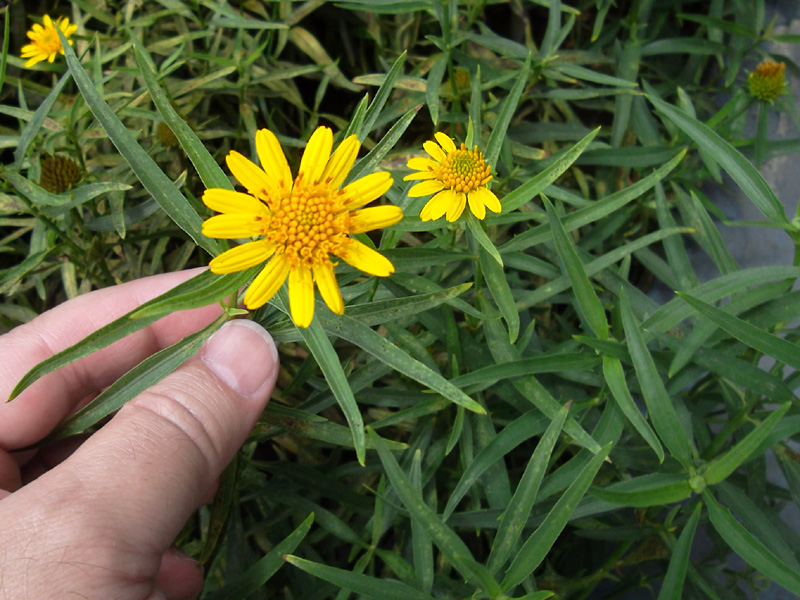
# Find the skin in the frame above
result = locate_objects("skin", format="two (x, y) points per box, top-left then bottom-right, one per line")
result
(0, 269), (279, 600)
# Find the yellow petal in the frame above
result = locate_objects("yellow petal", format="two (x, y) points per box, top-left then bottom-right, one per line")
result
(203, 188), (268, 215)
(408, 179), (445, 198)
(336, 239), (394, 277)
(446, 192), (467, 222)
(467, 191), (486, 220)
(403, 171), (438, 181)
(43, 15), (53, 29)
(226, 151), (278, 200)
(423, 140), (447, 162)
(209, 240), (275, 273)
(299, 126), (333, 185)
(243, 254), (290, 309)
(349, 205), (403, 233)
(407, 156), (439, 172)
(470, 186), (502, 214)
(314, 262), (344, 315)
(342, 171), (393, 210)
(289, 263), (315, 327)
(202, 214), (265, 239)
(419, 189), (455, 222)
(321, 134), (359, 190)
(434, 132), (457, 153)
(255, 129), (292, 192)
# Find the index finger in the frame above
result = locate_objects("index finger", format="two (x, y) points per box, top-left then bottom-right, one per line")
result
(0, 269), (226, 449)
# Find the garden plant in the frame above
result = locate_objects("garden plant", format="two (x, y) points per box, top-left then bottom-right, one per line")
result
(3, 0), (800, 598)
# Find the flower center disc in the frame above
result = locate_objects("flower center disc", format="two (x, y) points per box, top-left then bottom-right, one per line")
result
(266, 185), (349, 268)
(39, 30), (61, 54)
(439, 145), (492, 193)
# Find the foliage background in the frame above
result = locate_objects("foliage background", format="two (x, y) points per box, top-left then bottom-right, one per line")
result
(3, 0), (800, 599)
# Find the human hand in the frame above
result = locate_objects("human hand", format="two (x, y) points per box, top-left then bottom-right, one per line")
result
(0, 270), (279, 600)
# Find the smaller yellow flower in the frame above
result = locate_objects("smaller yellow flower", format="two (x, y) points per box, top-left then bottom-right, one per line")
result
(21, 15), (78, 68)
(404, 133), (501, 222)
(748, 59), (787, 102)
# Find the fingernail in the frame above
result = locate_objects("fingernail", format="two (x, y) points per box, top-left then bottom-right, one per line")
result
(201, 320), (278, 398)
(167, 545), (204, 575)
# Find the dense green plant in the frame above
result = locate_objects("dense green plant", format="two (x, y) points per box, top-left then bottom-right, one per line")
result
(4, 0), (800, 598)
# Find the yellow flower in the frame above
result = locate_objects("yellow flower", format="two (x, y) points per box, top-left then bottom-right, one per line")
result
(748, 59), (787, 102)
(202, 126), (402, 328)
(20, 15), (78, 68)
(404, 133), (501, 222)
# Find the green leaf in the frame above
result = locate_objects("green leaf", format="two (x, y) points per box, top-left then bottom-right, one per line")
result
(644, 80), (787, 225)
(704, 491), (800, 595)
(488, 405), (569, 573)
(361, 50), (407, 138)
(467, 211), (502, 266)
(296, 315), (366, 465)
(347, 106), (418, 183)
(703, 402), (791, 485)
(657, 504), (702, 600)
(45, 314), (227, 441)
(602, 357), (664, 462)
(285, 555), (436, 600)
(620, 289), (695, 467)
(676, 292), (800, 371)
(480, 245), (519, 343)
(9, 269), (220, 401)
(319, 311), (485, 414)
(203, 514), (314, 600)
(131, 35), (231, 191)
(369, 428), (502, 596)
(502, 443), (612, 591)
(544, 196), (609, 339)
(425, 53), (447, 126)
(443, 411), (549, 520)
(498, 127), (599, 214)
(57, 28), (217, 256)
(590, 473), (692, 508)
(14, 70), (72, 169)
(484, 52), (532, 171)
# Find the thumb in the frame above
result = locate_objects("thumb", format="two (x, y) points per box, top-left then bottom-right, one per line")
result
(6, 319), (278, 590)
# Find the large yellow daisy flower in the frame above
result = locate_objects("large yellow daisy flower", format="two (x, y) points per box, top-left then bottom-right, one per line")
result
(21, 15), (78, 68)
(404, 133), (501, 222)
(202, 126), (403, 328)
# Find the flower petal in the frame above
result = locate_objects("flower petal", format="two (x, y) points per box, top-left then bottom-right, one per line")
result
(299, 126), (333, 185)
(202, 214), (266, 239)
(403, 171), (439, 181)
(244, 254), (291, 309)
(407, 156), (439, 172)
(342, 171), (393, 210)
(321, 134), (359, 190)
(467, 191), (486, 220)
(289, 263), (315, 327)
(203, 188), (268, 215)
(470, 186), (502, 214)
(255, 129), (292, 192)
(314, 262), (344, 315)
(226, 151), (278, 200)
(349, 205), (403, 233)
(423, 140), (447, 162)
(336, 239), (394, 277)
(446, 192), (467, 222)
(408, 179), (445, 198)
(434, 132), (457, 153)
(209, 240), (276, 273)
(420, 189), (455, 221)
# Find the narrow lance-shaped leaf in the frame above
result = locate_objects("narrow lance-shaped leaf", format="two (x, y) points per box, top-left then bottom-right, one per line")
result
(131, 34), (231, 191)
(488, 405), (569, 573)
(45, 314), (228, 442)
(644, 79), (787, 225)
(657, 504), (702, 600)
(57, 28), (217, 256)
(502, 443), (612, 591)
(15, 69), (72, 168)
(620, 289), (695, 467)
(677, 292), (800, 371)
(480, 245), (519, 343)
(369, 428), (502, 596)
(9, 269), (226, 401)
(704, 491), (800, 595)
(484, 52), (532, 170)
(361, 50), (407, 138)
(703, 402), (791, 485)
(544, 196), (609, 339)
